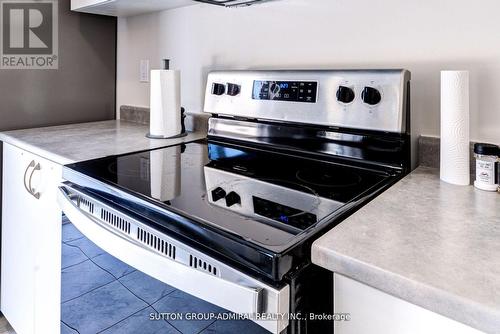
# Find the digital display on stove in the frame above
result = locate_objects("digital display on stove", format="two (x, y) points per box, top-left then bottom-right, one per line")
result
(253, 196), (317, 231)
(252, 80), (318, 103)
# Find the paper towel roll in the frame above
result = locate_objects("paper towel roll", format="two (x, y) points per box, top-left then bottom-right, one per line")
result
(440, 70), (470, 185)
(150, 146), (181, 202)
(149, 68), (182, 138)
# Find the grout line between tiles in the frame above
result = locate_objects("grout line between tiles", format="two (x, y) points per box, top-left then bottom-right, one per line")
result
(63, 243), (135, 280)
(62, 236), (85, 243)
(66, 241), (180, 332)
(115, 271), (137, 280)
(149, 302), (183, 334)
(61, 319), (81, 334)
(62, 227), (215, 334)
(92, 270), (179, 332)
(61, 241), (91, 271)
(63, 239), (106, 260)
(61, 258), (89, 271)
(194, 319), (218, 334)
(95, 305), (151, 334)
(61, 279), (116, 305)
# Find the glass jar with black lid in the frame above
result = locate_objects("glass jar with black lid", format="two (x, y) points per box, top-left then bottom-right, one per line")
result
(473, 143), (499, 192)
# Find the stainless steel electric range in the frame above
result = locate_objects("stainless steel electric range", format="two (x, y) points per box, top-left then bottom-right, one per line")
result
(58, 70), (412, 334)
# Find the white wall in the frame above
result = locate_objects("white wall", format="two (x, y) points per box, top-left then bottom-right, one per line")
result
(117, 0), (500, 144)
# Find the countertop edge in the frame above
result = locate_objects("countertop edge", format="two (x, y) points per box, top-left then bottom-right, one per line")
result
(0, 132), (74, 165)
(0, 120), (207, 165)
(312, 221), (499, 334)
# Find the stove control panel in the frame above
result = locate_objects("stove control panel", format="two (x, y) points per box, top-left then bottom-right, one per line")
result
(204, 70), (410, 133)
(253, 196), (317, 230)
(252, 81), (318, 103)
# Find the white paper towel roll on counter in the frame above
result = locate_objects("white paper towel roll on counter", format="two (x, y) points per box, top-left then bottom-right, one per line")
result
(149, 60), (182, 139)
(440, 70), (470, 185)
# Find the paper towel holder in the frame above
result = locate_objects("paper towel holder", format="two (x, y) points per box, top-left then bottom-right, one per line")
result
(163, 59), (170, 70)
(147, 58), (186, 140)
(146, 107), (188, 139)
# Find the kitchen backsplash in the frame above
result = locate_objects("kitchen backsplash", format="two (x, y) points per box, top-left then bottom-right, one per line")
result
(120, 105), (209, 133)
(419, 136), (482, 175)
(121, 104), (484, 175)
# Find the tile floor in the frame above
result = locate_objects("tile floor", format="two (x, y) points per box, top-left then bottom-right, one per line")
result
(61, 221), (268, 334)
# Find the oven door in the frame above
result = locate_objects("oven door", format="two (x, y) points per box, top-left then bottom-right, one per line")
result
(58, 183), (290, 334)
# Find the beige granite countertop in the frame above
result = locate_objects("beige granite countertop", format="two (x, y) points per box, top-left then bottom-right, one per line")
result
(312, 167), (500, 334)
(0, 120), (206, 164)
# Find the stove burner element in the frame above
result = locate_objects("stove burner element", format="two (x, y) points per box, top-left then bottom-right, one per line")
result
(296, 168), (362, 188)
(107, 160), (149, 180)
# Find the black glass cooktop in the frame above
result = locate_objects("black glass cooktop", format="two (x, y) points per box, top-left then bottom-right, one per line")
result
(65, 139), (391, 247)
(64, 138), (400, 281)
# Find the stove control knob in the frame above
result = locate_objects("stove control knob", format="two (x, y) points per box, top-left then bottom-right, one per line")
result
(336, 86), (355, 104)
(211, 187), (226, 202)
(226, 83), (240, 96)
(361, 86), (382, 105)
(211, 83), (225, 96)
(225, 191), (241, 207)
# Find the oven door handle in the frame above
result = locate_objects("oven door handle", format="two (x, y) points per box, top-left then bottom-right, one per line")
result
(57, 186), (266, 316)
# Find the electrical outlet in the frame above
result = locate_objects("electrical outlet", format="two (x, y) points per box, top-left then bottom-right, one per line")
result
(140, 59), (149, 83)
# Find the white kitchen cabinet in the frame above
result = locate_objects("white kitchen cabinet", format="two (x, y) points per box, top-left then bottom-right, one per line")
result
(71, 0), (195, 17)
(1, 143), (62, 334)
(333, 274), (483, 334)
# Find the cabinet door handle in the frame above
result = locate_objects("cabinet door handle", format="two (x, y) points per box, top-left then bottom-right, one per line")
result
(23, 160), (36, 196)
(28, 162), (41, 199)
